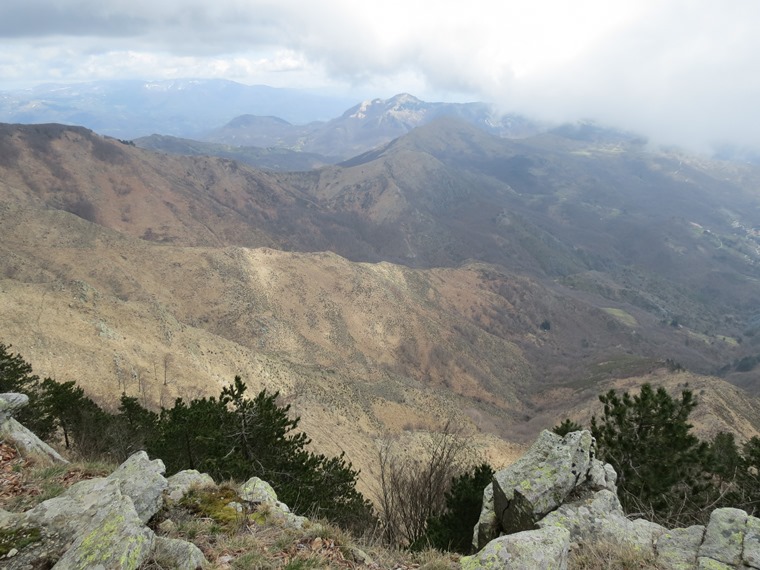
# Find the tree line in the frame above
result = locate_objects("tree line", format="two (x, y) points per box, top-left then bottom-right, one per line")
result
(8, 341), (757, 551)
(0, 343), (494, 551)
(0, 344), (371, 530)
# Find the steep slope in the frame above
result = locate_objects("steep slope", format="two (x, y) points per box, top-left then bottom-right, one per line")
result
(553, 369), (760, 444)
(276, 118), (760, 377)
(3, 120), (760, 459)
(0, 202), (538, 476)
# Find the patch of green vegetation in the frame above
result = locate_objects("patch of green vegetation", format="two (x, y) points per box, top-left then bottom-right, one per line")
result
(179, 485), (243, 532)
(283, 558), (326, 570)
(601, 308), (637, 327)
(684, 329), (739, 348)
(0, 525), (42, 556)
(716, 335), (739, 346)
(232, 550), (274, 569)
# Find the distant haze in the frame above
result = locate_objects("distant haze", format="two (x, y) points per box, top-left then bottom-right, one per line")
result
(1, 0), (759, 153)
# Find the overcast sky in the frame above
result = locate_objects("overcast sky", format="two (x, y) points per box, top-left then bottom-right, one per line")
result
(1, 0), (759, 152)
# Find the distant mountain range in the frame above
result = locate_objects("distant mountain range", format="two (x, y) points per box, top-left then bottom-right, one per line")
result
(0, 79), (547, 161)
(198, 93), (542, 160)
(0, 79), (357, 138)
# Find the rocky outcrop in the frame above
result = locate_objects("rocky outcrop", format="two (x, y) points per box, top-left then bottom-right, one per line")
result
(474, 430), (615, 550)
(1, 453), (205, 569)
(462, 526), (570, 570)
(166, 469), (215, 502)
(0, 393), (67, 463)
(0, 391), (320, 569)
(239, 476), (308, 529)
(469, 429), (760, 570)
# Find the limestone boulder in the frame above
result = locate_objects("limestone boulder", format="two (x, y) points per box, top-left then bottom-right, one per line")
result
(473, 482), (498, 552)
(240, 476), (307, 529)
(108, 451), (168, 523)
(166, 470), (216, 502)
(743, 515), (760, 569)
(540, 489), (665, 558)
(240, 477), (279, 504)
(461, 526), (570, 570)
(152, 536), (207, 569)
(5, 452), (211, 569)
(51, 493), (155, 570)
(0, 393), (28, 421)
(20, 477), (155, 569)
(656, 525), (705, 570)
(0, 393), (67, 463)
(490, 430), (597, 537)
(698, 508), (748, 568)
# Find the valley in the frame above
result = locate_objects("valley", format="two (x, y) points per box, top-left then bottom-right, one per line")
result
(2, 105), (760, 485)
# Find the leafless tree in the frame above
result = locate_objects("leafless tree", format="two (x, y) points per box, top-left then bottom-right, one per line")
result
(375, 421), (473, 546)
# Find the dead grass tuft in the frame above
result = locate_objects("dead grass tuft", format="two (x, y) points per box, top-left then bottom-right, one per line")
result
(568, 540), (660, 570)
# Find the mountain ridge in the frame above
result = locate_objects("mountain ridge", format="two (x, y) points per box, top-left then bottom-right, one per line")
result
(2, 120), (760, 470)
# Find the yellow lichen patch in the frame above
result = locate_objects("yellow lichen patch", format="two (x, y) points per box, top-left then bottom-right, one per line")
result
(75, 510), (150, 570)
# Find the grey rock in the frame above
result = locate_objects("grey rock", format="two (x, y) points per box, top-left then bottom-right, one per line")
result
(656, 525), (704, 570)
(744, 515), (760, 569)
(540, 489), (664, 556)
(52, 493), (154, 570)
(492, 430), (595, 537)
(0, 508), (20, 528)
(166, 469), (215, 502)
(240, 476), (307, 529)
(696, 558), (734, 569)
(699, 508), (748, 567)
(473, 482), (498, 551)
(240, 477), (279, 504)
(17, 454), (171, 568)
(348, 546), (374, 566)
(0, 394), (67, 463)
(158, 519), (177, 535)
(585, 459), (617, 492)
(462, 526), (570, 570)
(107, 451), (168, 524)
(152, 536), (208, 569)
(25, 478), (127, 542)
(0, 393), (28, 420)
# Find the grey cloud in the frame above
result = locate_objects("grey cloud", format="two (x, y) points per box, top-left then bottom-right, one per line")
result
(0, 1), (149, 38)
(1, 0), (759, 153)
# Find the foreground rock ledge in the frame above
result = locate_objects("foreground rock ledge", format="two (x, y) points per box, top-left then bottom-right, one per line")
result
(469, 429), (760, 570)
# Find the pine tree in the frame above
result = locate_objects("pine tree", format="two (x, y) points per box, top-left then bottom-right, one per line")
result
(147, 376), (373, 529)
(591, 383), (710, 524)
(552, 418), (583, 436)
(414, 463), (494, 553)
(39, 378), (113, 458)
(0, 344), (54, 438)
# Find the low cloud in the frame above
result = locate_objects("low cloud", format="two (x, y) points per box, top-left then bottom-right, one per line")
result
(2, 0), (759, 152)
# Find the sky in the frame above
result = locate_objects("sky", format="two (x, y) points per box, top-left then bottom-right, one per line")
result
(1, 0), (759, 153)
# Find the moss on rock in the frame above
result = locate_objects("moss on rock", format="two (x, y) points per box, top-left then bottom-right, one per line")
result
(0, 524), (42, 557)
